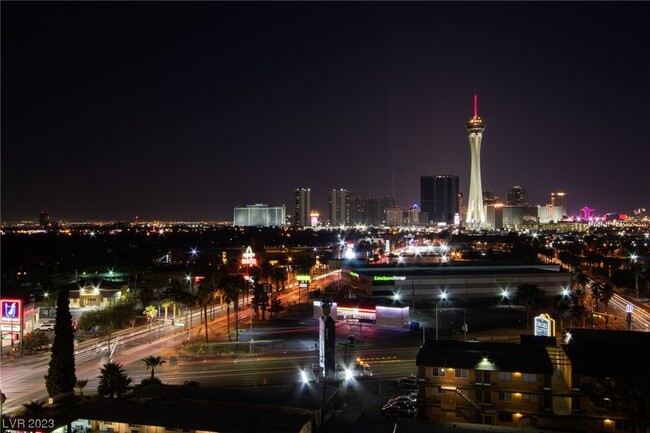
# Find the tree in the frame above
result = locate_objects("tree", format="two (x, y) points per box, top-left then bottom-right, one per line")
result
(269, 298), (284, 319)
(22, 400), (46, 417)
(97, 362), (132, 398)
(516, 284), (544, 328)
(22, 331), (50, 353)
(44, 288), (76, 397)
(141, 355), (166, 380)
(553, 294), (571, 332)
(272, 266), (288, 292)
(195, 279), (216, 342)
(75, 379), (89, 396)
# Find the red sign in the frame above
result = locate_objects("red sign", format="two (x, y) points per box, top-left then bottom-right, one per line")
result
(1, 299), (22, 323)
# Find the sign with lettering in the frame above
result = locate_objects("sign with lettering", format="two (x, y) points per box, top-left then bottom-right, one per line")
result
(373, 275), (406, 282)
(296, 275), (311, 282)
(533, 313), (555, 337)
(1, 299), (22, 323)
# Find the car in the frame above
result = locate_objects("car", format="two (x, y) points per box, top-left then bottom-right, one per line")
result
(387, 394), (417, 405)
(397, 375), (419, 389)
(380, 401), (417, 418)
(347, 335), (356, 344)
(35, 323), (55, 331)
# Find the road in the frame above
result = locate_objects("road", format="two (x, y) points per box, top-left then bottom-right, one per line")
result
(0, 272), (421, 416)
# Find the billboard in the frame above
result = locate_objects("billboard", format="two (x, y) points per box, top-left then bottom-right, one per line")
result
(1, 299), (22, 323)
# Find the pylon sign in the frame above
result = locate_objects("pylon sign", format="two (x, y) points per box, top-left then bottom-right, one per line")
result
(533, 313), (555, 337)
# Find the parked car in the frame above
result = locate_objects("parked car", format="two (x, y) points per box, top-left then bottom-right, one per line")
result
(397, 375), (418, 389)
(380, 400), (417, 418)
(35, 323), (55, 331)
(387, 394), (417, 405)
(347, 335), (357, 344)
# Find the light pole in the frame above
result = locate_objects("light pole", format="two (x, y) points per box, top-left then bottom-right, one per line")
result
(436, 292), (448, 340)
(249, 305), (254, 353)
(631, 254), (639, 299)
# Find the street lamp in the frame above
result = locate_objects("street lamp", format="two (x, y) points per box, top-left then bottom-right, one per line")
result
(630, 254), (639, 299)
(436, 292), (448, 340)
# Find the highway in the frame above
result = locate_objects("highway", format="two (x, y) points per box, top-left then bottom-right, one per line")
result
(0, 271), (420, 416)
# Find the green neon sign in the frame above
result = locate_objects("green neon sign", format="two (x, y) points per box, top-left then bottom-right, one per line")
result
(296, 274), (311, 282)
(373, 275), (406, 281)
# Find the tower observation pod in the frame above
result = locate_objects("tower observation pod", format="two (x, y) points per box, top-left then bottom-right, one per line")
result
(465, 93), (486, 226)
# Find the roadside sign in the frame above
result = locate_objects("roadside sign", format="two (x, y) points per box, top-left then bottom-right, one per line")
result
(263, 284), (272, 293)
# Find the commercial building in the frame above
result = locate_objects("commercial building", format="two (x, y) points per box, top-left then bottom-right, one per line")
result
(342, 263), (570, 307)
(328, 189), (350, 226)
(294, 188), (311, 227)
(233, 204), (286, 227)
(420, 175), (459, 225)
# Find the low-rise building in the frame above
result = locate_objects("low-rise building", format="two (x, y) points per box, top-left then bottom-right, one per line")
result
(416, 330), (650, 432)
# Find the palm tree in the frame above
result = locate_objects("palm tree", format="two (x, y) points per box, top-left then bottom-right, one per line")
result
(22, 400), (46, 417)
(553, 294), (571, 332)
(272, 266), (288, 292)
(195, 279), (216, 342)
(141, 355), (166, 380)
(516, 284), (544, 328)
(75, 379), (89, 396)
(97, 362), (132, 398)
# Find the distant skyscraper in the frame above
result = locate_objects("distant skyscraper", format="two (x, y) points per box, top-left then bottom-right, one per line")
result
(551, 192), (567, 222)
(39, 211), (50, 228)
(329, 189), (350, 226)
(234, 204), (286, 227)
(350, 196), (394, 226)
(506, 186), (528, 206)
(420, 175), (459, 224)
(466, 93), (486, 225)
(294, 188), (311, 227)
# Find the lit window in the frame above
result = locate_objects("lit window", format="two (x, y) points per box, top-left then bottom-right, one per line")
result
(432, 368), (446, 377)
(498, 372), (512, 381)
(498, 392), (512, 401)
(455, 369), (468, 378)
(522, 373), (536, 383)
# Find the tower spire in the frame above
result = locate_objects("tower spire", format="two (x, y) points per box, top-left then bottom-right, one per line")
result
(474, 92), (478, 118)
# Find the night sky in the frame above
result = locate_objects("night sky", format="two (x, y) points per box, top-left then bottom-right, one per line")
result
(2, 2), (649, 222)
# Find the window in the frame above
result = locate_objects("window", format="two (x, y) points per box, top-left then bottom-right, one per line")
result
(523, 394), (537, 403)
(522, 373), (536, 383)
(498, 392), (512, 401)
(498, 372), (512, 381)
(432, 368), (446, 377)
(498, 412), (513, 422)
(455, 369), (468, 379)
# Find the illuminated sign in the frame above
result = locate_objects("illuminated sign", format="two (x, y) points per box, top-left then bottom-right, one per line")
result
(349, 271), (359, 278)
(533, 313), (555, 337)
(1, 299), (22, 323)
(385, 240), (391, 253)
(296, 275), (311, 282)
(242, 246), (257, 266)
(373, 275), (406, 281)
(299, 283), (309, 288)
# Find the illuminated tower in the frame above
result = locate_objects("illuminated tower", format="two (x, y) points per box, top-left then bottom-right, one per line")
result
(465, 93), (486, 226)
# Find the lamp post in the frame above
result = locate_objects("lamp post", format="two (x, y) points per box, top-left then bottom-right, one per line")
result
(249, 305), (254, 353)
(436, 292), (448, 340)
(631, 254), (639, 299)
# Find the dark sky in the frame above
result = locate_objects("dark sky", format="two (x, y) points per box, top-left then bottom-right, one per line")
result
(2, 2), (649, 222)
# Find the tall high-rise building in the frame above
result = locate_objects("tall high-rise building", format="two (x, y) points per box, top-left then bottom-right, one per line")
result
(39, 211), (50, 228)
(551, 192), (567, 222)
(233, 204), (286, 227)
(506, 186), (528, 206)
(420, 175), (459, 224)
(329, 189), (350, 226)
(294, 188), (311, 227)
(349, 195), (394, 226)
(465, 93), (486, 226)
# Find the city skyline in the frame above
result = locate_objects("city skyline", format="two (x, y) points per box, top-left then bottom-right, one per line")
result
(2, 2), (649, 221)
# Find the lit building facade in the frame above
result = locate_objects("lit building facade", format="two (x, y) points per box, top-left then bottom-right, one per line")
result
(466, 94), (486, 226)
(294, 188), (311, 227)
(329, 189), (350, 226)
(233, 204), (286, 227)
